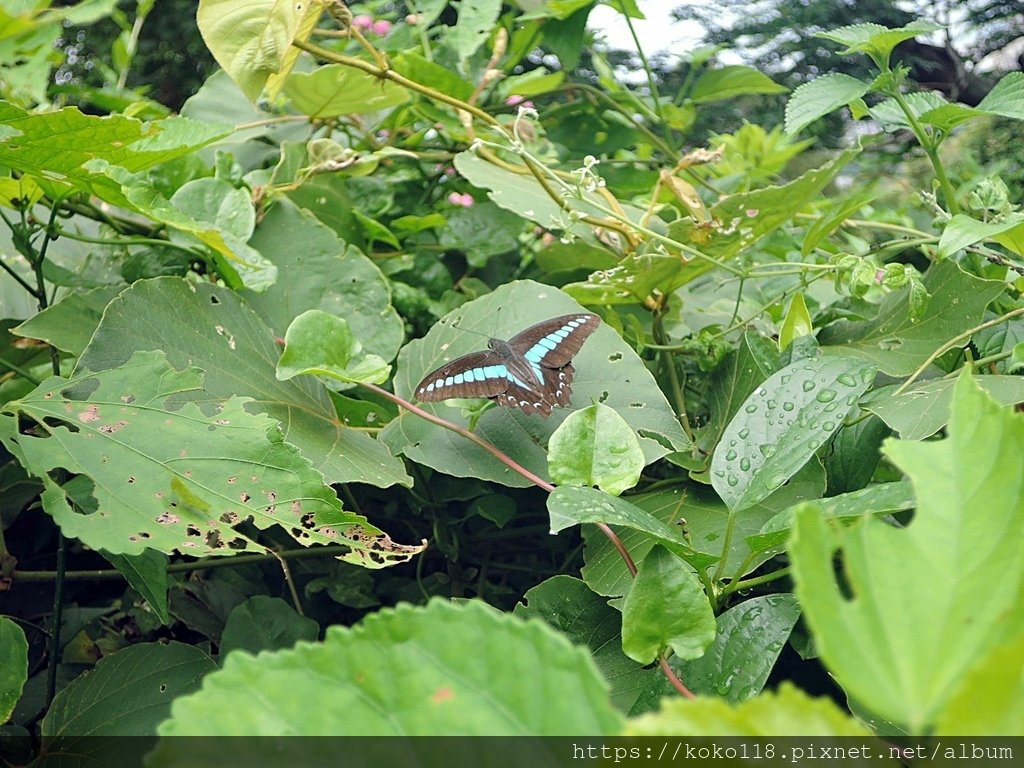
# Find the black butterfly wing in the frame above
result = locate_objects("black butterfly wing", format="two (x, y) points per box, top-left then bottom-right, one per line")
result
(505, 313), (598, 406)
(507, 313), (601, 369)
(415, 351), (510, 402)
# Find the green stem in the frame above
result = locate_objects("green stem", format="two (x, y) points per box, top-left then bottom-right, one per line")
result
(724, 566), (791, 595)
(889, 89), (959, 216)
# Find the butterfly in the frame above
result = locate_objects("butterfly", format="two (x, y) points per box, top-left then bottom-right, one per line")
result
(414, 313), (601, 416)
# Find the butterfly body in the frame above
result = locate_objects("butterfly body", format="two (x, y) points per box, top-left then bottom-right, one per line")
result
(415, 313), (600, 416)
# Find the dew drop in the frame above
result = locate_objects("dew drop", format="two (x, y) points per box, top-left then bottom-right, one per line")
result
(802, 380), (816, 392)
(782, 401), (795, 411)
(727, 474), (739, 487)
(836, 373), (857, 387)
(738, 428), (750, 440)
(740, 457), (751, 471)
(745, 403), (758, 413)
(815, 389), (836, 403)
(726, 449), (737, 461)
(759, 444), (776, 458)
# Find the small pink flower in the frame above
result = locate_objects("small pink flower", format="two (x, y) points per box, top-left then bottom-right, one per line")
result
(505, 95), (534, 108)
(745, 208), (759, 218)
(352, 14), (373, 30)
(447, 192), (474, 207)
(875, 269), (886, 284)
(371, 20), (392, 36)
(541, 232), (556, 246)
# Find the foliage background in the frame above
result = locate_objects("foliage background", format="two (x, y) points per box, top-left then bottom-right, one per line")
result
(0, 0), (1022, 747)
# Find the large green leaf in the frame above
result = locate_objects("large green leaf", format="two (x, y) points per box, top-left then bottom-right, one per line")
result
(154, 599), (623, 735)
(862, 376), (1024, 440)
(219, 596), (319, 658)
(550, 486), (715, 571)
(196, 0), (311, 102)
(621, 546), (716, 664)
(548, 403), (644, 495)
(41, 642), (215, 737)
(0, 351), (415, 565)
(11, 286), (123, 356)
(0, 101), (230, 205)
(101, 549), (170, 625)
(283, 64), (409, 118)
(711, 355), (876, 512)
(241, 200), (404, 363)
(817, 260), (1006, 376)
(0, 617), (28, 724)
(74, 277), (410, 488)
(515, 576), (652, 715)
(626, 682), (872, 736)
(789, 374), (1024, 732)
(380, 280), (688, 486)
(934, 634), (1024, 736)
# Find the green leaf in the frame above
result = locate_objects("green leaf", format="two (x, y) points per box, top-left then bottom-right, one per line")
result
(665, 146), (862, 280)
(453, 152), (647, 244)
(711, 355), (876, 512)
(862, 376), (1024, 439)
(76, 277), (410, 488)
(41, 642), (215, 737)
(495, 69), (566, 100)
(745, 480), (916, 556)
(171, 177), (255, 241)
(625, 682), (872, 736)
(392, 52), (474, 101)
(220, 596), (319, 658)
(515, 576), (652, 714)
(976, 71), (1024, 121)
(814, 20), (942, 67)
(283, 64), (409, 118)
(674, 594), (800, 702)
(934, 633), (1024, 736)
(938, 213), (1024, 258)
(278, 311), (391, 385)
(380, 281), (688, 487)
(784, 73), (870, 135)
(695, 332), (781, 460)
(690, 65), (786, 104)
(789, 373), (1024, 732)
(869, 91), (947, 131)
(241, 200), (404, 363)
(11, 286), (123, 356)
(196, 0), (310, 102)
(779, 291), (813, 350)
(622, 545), (716, 664)
(154, 599), (624, 735)
(87, 161), (277, 290)
(825, 414), (890, 496)
(818, 260), (1006, 376)
(0, 102), (230, 205)
(548, 403), (644, 495)
(0, 350), (414, 565)
(101, 549), (170, 625)
(0, 617), (28, 724)
(550, 486), (715, 571)
(448, 0), (502, 61)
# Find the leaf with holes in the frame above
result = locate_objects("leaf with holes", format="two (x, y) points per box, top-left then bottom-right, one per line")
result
(72, 277), (410, 489)
(0, 350), (422, 567)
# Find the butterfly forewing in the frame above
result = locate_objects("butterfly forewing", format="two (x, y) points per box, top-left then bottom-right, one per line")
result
(508, 313), (601, 369)
(415, 351), (511, 402)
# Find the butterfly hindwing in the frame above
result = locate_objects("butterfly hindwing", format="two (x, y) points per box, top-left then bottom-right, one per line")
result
(415, 351), (512, 402)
